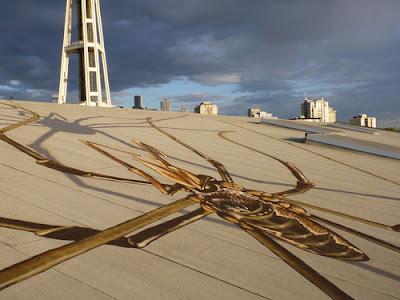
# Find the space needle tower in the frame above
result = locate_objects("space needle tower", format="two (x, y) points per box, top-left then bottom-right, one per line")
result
(58, 0), (112, 107)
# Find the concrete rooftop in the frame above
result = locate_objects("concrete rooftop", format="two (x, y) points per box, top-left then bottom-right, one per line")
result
(0, 100), (399, 299)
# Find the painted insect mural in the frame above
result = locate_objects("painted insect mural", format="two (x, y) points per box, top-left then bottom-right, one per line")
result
(0, 103), (399, 299)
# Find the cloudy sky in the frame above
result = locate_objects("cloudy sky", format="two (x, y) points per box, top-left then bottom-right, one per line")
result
(0, 0), (399, 126)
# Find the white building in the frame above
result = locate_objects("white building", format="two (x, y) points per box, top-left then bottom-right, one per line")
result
(248, 107), (278, 119)
(300, 98), (336, 123)
(259, 111), (278, 120)
(194, 101), (219, 115)
(328, 107), (337, 123)
(248, 107), (261, 118)
(350, 114), (377, 128)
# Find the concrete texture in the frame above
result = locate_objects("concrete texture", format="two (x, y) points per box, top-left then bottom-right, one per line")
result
(0, 100), (399, 299)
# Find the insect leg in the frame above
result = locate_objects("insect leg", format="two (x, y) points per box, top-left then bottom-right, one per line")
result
(219, 131), (313, 195)
(128, 206), (212, 248)
(85, 140), (202, 193)
(271, 161), (314, 197)
(242, 226), (354, 300)
(148, 118), (233, 183)
(131, 139), (203, 188)
(0, 196), (197, 290)
(83, 140), (173, 194)
(0, 104), (40, 134)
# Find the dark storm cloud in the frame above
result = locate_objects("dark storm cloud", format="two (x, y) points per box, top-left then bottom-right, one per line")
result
(0, 0), (399, 124)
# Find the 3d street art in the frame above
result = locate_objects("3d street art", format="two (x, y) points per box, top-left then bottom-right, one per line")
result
(0, 103), (399, 299)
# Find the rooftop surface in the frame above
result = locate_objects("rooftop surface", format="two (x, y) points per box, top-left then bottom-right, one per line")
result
(0, 100), (399, 299)
(262, 119), (400, 159)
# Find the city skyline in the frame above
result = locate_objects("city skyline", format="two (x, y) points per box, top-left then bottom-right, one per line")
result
(0, 1), (399, 126)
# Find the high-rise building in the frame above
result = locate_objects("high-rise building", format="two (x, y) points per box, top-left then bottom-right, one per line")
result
(350, 114), (377, 128)
(58, 0), (111, 107)
(194, 101), (219, 115)
(300, 98), (336, 123)
(133, 95), (143, 109)
(160, 97), (171, 112)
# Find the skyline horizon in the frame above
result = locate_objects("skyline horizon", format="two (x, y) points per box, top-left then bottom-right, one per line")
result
(0, 1), (399, 127)
(1, 95), (391, 129)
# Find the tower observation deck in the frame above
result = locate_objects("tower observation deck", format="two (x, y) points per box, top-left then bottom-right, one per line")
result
(58, 0), (112, 107)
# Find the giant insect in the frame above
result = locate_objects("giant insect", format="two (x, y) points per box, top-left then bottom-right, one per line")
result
(0, 103), (399, 299)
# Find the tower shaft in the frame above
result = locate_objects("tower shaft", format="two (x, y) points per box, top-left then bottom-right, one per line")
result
(58, 0), (112, 107)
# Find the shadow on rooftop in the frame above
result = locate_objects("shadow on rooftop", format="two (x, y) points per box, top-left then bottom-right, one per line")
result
(348, 261), (400, 282)
(23, 112), (400, 205)
(284, 137), (307, 143)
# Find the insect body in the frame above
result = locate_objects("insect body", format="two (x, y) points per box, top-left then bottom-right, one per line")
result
(116, 138), (368, 262)
(200, 186), (367, 261)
